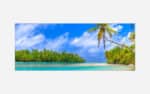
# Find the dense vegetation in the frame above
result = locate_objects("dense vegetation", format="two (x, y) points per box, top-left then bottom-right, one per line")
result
(88, 24), (135, 65)
(15, 49), (85, 63)
(105, 45), (135, 65)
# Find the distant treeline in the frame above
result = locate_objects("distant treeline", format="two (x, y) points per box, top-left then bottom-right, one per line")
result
(15, 49), (85, 63)
(105, 45), (135, 65)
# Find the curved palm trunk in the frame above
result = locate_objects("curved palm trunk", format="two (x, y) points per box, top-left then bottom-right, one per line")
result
(105, 38), (128, 48)
(105, 38), (134, 52)
(103, 33), (106, 49)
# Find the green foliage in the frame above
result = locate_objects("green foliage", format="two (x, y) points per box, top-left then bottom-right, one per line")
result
(88, 24), (117, 49)
(105, 45), (135, 65)
(129, 32), (135, 42)
(15, 49), (85, 63)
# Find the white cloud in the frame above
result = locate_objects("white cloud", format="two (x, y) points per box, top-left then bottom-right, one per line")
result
(121, 32), (132, 46)
(15, 24), (69, 51)
(88, 47), (100, 53)
(15, 24), (45, 50)
(15, 24), (131, 56)
(15, 24), (39, 39)
(16, 34), (45, 49)
(70, 28), (124, 54)
(105, 43), (117, 51)
(70, 31), (103, 54)
(71, 32), (97, 48)
(110, 24), (123, 32)
(105, 32), (133, 51)
(45, 32), (69, 51)
(70, 24), (128, 53)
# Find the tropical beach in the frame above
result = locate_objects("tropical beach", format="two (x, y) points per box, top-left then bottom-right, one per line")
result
(16, 62), (134, 71)
(15, 23), (135, 71)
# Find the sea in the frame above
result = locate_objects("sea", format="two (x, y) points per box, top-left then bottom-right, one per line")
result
(15, 62), (132, 71)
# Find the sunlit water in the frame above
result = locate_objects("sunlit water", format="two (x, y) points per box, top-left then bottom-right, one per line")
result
(15, 62), (132, 71)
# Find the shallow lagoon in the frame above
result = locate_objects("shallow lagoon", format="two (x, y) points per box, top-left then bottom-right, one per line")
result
(15, 62), (133, 71)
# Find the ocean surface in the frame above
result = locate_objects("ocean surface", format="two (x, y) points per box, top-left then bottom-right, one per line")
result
(15, 62), (131, 71)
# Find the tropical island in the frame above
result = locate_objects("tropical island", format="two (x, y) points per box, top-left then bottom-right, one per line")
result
(15, 23), (135, 71)
(15, 49), (85, 63)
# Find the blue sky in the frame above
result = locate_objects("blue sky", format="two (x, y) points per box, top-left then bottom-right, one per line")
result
(15, 23), (135, 62)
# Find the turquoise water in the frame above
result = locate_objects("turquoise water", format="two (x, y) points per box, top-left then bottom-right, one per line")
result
(15, 62), (131, 71)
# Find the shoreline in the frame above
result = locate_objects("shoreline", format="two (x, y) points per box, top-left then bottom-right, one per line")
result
(15, 63), (135, 71)
(15, 62), (134, 67)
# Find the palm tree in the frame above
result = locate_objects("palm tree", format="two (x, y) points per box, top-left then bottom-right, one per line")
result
(129, 32), (135, 53)
(88, 24), (126, 49)
(129, 32), (135, 43)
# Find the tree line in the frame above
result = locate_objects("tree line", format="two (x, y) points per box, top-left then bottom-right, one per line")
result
(105, 45), (135, 65)
(15, 49), (85, 63)
(105, 31), (135, 65)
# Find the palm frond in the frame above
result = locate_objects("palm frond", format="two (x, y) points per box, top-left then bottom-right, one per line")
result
(129, 32), (135, 42)
(88, 24), (99, 32)
(107, 31), (113, 38)
(106, 25), (117, 38)
(106, 26), (116, 33)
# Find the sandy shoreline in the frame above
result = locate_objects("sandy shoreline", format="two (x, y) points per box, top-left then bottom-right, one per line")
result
(16, 63), (135, 71)
(16, 63), (132, 67)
